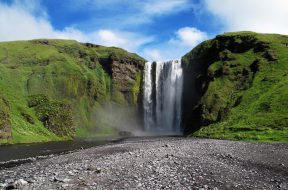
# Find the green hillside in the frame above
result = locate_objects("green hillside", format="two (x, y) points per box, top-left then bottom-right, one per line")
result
(0, 39), (145, 144)
(182, 32), (288, 142)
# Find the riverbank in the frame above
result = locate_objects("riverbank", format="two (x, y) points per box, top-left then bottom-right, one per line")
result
(0, 137), (287, 189)
(0, 136), (124, 164)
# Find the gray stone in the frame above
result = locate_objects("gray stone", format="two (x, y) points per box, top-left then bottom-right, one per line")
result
(0, 183), (7, 188)
(53, 177), (71, 183)
(13, 179), (28, 188)
(62, 183), (70, 188)
(204, 185), (208, 188)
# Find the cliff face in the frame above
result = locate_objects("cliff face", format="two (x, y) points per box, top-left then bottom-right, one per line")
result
(0, 39), (145, 144)
(182, 32), (288, 142)
(110, 57), (144, 105)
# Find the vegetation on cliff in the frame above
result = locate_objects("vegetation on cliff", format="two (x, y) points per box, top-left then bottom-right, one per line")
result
(182, 31), (288, 142)
(0, 39), (145, 144)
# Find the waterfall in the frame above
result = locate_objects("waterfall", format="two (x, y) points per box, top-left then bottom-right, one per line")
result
(143, 60), (183, 134)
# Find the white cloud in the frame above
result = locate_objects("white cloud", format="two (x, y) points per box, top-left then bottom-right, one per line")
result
(12, 0), (47, 17)
(0, 1), (153, 53)
(0, 0), (212, 62)
(142, 49), (163, 61)
(90, 30), (154, 52)
(143, 0), (190, 16)
(170, 27), (208, 47)
(0, 3), (53, 41)
(142, 27), (208, 61)
(205, 0), (288, 34)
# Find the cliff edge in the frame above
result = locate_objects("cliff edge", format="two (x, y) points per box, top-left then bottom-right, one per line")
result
(182, 31), (288, 142)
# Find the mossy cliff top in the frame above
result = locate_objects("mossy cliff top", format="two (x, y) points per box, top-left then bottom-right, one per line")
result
(0, 39), (145, 144)
(182, 31), (288, 142)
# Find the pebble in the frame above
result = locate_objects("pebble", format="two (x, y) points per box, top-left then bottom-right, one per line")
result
(0, 138), (287, 190)
(0, 183), (7, 188)
(13, 179), (28, 187)
(203, 185), (208, 189)
(53, 177), (71, 183)
(164, 144), (170, 148)
(62, 183), (70, 188)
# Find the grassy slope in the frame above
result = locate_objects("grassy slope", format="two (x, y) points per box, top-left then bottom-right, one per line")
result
(183, 32), (288, 142)
(0, 39), (145, 144)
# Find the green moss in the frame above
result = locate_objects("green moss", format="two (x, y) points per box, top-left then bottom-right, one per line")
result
(131, 72), (142, 105)
(0, 97), (11, 140)
(28, 95), (75, 137)
(0, 39), (144, 144)
(183, 31), (288, 142)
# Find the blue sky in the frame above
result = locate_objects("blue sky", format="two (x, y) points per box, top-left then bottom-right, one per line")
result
(0, 0), (287, 60)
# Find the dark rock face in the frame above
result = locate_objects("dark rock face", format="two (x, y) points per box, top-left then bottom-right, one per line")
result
(111, 59), (144, 104)
(181, 38), (220, 133)
(97, 55), (145, 105)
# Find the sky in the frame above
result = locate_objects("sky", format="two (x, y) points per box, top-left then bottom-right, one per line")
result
(0, 0), (287, 61)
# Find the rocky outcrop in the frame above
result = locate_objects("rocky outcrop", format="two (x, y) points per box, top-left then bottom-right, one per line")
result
(182, 32), (288, 141)
(98, 56), (145, 105)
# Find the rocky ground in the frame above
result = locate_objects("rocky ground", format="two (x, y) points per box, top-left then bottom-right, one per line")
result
(0, 137), (287, 190)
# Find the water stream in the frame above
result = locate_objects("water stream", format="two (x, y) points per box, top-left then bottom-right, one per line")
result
(0, 60), (184, 165)
(143, 60), (183, 134)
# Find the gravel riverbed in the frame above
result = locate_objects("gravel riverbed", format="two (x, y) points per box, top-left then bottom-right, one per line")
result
(0, 137), (287, 190)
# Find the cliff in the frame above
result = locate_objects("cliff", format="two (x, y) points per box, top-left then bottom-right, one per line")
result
(0, 39), (145, 144)
(182, 31), (288, 142)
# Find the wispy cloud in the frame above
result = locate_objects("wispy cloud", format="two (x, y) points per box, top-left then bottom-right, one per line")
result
(142, 0), (191, 16)
(142, 49), (164, 61)
(142, 27), (208, 61)
(63, 0), (193, 28)
(0, 1), (153, 52)
(0, 2), (54, 41)
(90, 30), (154, 52)
(205, 0), (288, 34)
(169, 27), (208, 47)
(69, 0), (191, 14)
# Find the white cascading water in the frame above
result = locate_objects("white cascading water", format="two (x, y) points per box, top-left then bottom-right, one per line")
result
(143, 60), (183, 134)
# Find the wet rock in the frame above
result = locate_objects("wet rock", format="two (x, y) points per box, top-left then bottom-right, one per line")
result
(4, 184), (16, 190)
